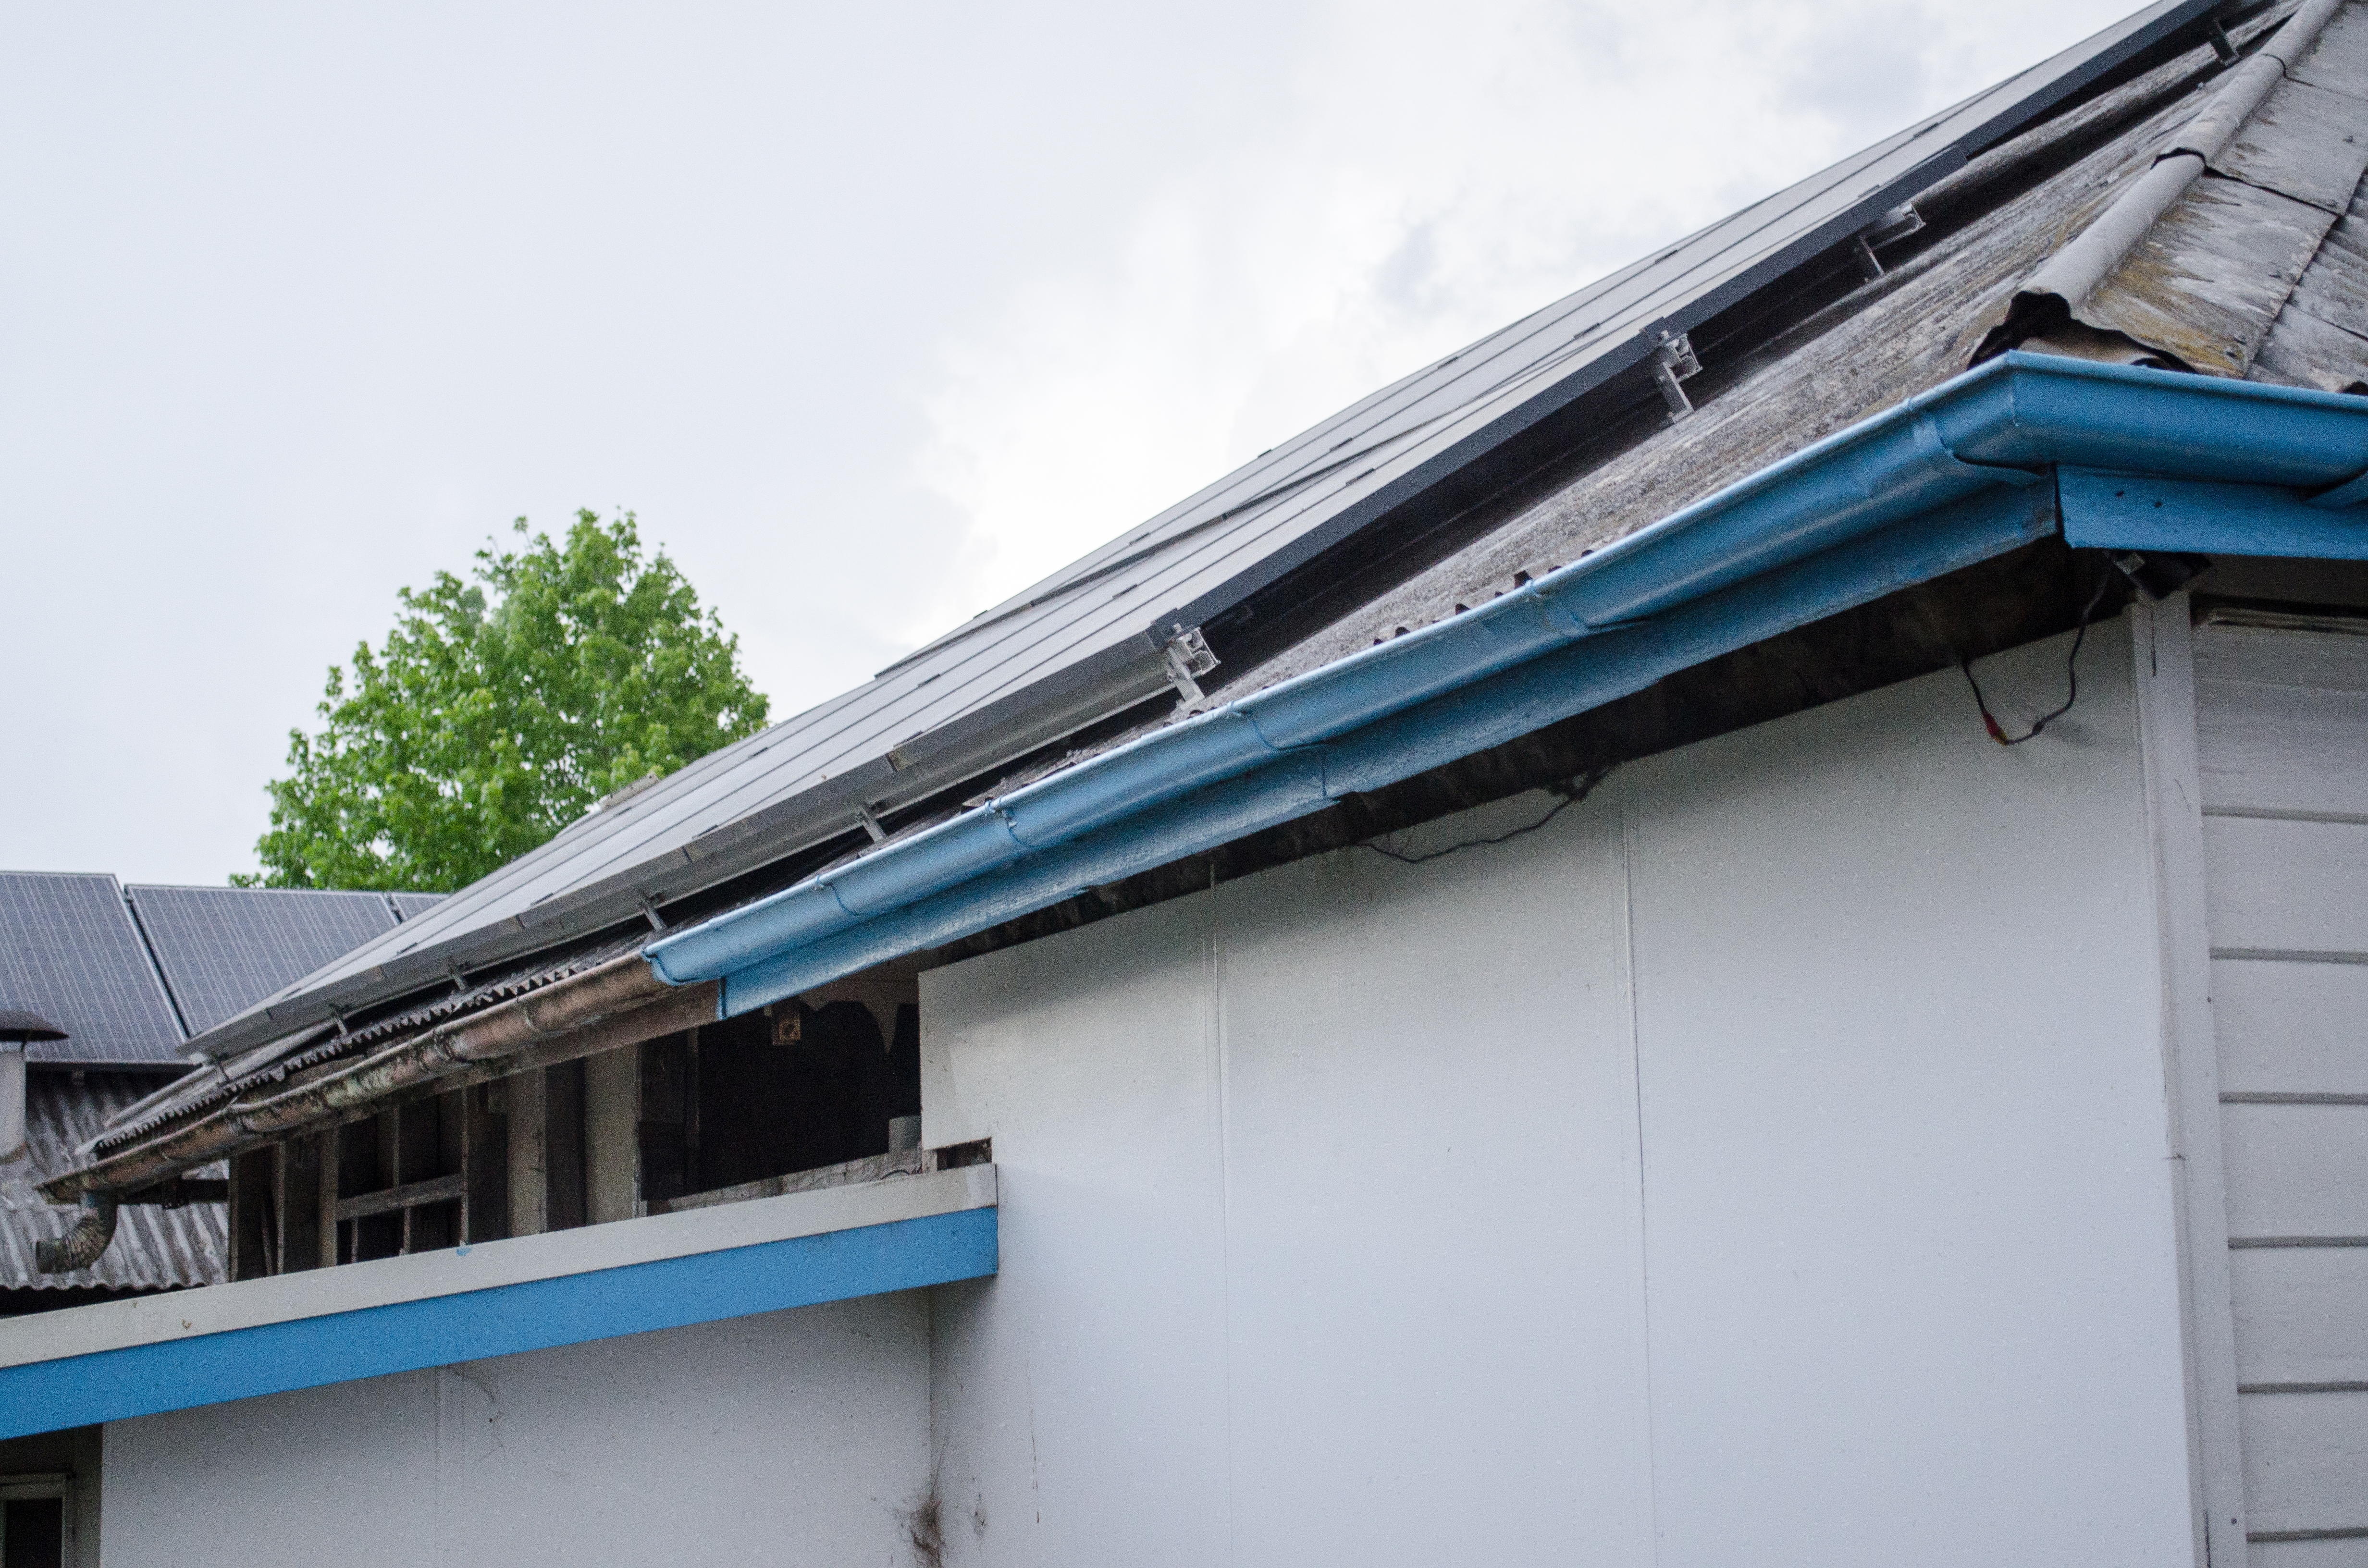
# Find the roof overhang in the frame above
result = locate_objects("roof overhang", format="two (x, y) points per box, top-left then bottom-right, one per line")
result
(645, 354), (2368, 1017)
(0, 1163), (996, 1438)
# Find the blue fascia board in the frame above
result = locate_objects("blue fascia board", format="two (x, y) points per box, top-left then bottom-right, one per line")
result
(0, 1208), (997, 1441)
(648, 355), (2368, 1009)
(2060, 468), (2368, 558)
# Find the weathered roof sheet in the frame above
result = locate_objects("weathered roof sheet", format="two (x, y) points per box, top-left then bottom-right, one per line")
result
(183, 0), (2255, 1066)
(1, 1072), (224, 1292)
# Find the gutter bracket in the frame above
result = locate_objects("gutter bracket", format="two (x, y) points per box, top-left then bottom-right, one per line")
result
(854, 804), (890, 844)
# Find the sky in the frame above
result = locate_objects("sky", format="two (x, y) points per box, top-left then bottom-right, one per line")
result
(1, 0), (2150, 885)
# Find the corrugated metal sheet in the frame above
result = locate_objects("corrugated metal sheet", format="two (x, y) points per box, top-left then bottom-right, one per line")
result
(85, 932), (648, 1156)
(0, 1072), (224, 1291)
(182, 0), (2246, 1065)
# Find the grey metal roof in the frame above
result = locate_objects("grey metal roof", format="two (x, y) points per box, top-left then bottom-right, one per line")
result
(1, 1071), (224, 1292)
(182, 0), (2245, 1065)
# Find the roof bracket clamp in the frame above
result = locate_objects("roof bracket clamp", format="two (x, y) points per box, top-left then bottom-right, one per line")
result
(1161, 625), (1221, 706)
(854, 803), (890, 844)
(1851, 202), (1926, 282)
(1649, 330), (1702, 419)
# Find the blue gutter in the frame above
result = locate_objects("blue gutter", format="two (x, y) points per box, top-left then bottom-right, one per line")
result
(648, 354), (2368, 1016)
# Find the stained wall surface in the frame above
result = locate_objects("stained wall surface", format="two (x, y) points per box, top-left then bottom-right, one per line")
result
(922, 618), (2198, 1568)
(99, 1292), (930, 1568)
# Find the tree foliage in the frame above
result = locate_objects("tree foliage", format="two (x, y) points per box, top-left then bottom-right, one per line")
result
(245, 511), (769, 893)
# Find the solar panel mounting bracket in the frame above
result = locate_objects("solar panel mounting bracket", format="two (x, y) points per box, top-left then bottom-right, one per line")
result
(1161, 625), (1220, 707)
(1648, 330), (1702, 419)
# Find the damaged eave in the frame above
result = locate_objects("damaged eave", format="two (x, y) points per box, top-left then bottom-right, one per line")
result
(41, 952), (716, 1210)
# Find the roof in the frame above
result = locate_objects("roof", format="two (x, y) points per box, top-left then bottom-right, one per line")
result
(1, 1072), (224, 1292)
(60, 0), (2368, 1185)
(0, 871), (441, 1065)
(177, 0), (2261, 1066)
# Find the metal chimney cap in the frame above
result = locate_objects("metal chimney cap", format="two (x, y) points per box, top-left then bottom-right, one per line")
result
(0, 1010), (67, 1043)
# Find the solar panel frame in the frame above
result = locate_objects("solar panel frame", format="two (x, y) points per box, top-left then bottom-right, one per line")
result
(390, 894), (445, 921)
(125, 886), (402, 1037)
(176, 0), (2235, 1061)
(0, 873), (187, 1065)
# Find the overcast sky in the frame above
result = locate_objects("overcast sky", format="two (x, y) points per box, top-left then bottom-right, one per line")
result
(2, 0), (2147, 886)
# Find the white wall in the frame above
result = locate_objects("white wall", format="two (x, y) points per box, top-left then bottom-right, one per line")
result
(923, 619), (2199, 1567)
(102, 1292), (931, 1568)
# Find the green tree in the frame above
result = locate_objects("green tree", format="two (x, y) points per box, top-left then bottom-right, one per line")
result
(244, 511), (769, 893)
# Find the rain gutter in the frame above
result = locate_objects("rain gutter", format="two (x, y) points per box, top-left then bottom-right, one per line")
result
(646, 353), (2368, 1014)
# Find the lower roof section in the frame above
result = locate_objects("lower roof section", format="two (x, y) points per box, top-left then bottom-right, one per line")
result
(0, 1164), (997, 1439)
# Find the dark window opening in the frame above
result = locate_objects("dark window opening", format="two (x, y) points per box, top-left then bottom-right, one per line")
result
(646, 996), (924, 1208)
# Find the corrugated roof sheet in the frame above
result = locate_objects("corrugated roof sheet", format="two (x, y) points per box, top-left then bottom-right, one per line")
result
(183, 0), (2247, 1065)
(85, 931), (648, 1157)
(1, 1072), (224, 1292)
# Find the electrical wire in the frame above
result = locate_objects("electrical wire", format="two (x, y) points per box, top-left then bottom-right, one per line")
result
(1959, 574), (2114, 746)
(1358, 766), (1612, 866)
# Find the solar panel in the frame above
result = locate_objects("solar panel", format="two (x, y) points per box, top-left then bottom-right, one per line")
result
(178, 0), (2234, 1060)
(125, 886), (400, 1037)
(389, 893), (444, 921)
(0, 873), (185, 1065)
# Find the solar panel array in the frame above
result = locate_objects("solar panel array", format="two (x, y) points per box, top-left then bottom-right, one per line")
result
(125, 886), (403, 1036)
(172, 0), (2235, 1061)
(0, 874), (447, 1064)
(0, 873), (186, 1065)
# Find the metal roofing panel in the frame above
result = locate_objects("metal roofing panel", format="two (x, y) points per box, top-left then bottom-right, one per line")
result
(183, 0), (2237, 1061)
(0, 1070), (223, 1292)
(0, 873), (185, 1065)
(125, 886), (400, 1036)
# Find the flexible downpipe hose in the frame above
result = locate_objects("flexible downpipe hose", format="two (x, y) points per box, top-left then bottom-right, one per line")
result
(34, 1194), (117, 1274)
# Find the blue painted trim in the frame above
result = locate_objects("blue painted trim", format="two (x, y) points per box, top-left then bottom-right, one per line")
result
(2060, 469), (2368, 557)
(645, 355), (2368, 1014)
(0, 1207), (997, 1441)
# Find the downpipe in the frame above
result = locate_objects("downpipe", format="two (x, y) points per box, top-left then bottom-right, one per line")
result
(34, 1194), (117, 1274)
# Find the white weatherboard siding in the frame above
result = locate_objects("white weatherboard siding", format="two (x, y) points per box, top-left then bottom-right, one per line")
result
(924, 620), (2198, 1567)
(2196, 618), (2368, 1561)
(100, 1293), (930, 1568)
